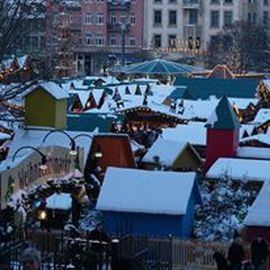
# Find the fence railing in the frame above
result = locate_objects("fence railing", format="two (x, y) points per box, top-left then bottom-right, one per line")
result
(3, 230), (270, 270)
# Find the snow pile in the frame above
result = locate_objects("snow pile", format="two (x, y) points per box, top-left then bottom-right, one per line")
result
(194, 178), (258, 241)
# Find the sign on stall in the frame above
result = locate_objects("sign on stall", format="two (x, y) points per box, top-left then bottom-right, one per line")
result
(0, 145), (84, 209)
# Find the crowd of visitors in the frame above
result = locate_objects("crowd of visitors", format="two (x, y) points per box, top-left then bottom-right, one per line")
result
(214, 233), (269, 270)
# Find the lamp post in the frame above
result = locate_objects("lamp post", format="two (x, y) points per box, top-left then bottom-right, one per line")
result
(12, 146), (48, 170)
(42, 129), (77, 156)
(73, 134), (103, 159)
(120, 22), (126, 66)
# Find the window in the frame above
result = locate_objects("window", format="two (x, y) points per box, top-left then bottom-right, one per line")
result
(168, 34), (176, 48)
(253, 12), (257, 24)
(248, 12), (252, 23)
(85, 33), (92, 45)
(96, 13), (104, 25)
(264, 0), (269, 5)
(110, 14), (116, 25)
(224, 10), (233, 27)
(189, 9), (198, 24)
(129, 37), (136, 46)
(264, 11), (268, 25)
(154, 10), (162, 26)
(211, 0), (219, 3)
(169, 0), (177, 3)
(210, 10), (219, 28)
(96, 33), (104, 46)
(168, 10), (177, 26)
(153, 34), (162, 48)
(130, 14), (136, 25)
(120, 13), (126, 24)
(110, 35), (117, 46)
(224, 0), (233, 4)
(154, 0), (162, 3)
(85, 13), (92, 24)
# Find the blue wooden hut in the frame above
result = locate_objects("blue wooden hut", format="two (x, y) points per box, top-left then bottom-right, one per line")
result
(96, 167), (202, 238)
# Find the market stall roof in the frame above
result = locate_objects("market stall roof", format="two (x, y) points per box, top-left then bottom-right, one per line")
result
(111, 59), (202, 75)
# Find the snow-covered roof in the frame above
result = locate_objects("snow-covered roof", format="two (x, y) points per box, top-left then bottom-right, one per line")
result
(46, 193), (72, 210)
(161, 121), (249, 146)
(96, 167), (197, 215)
(206, 157), (270, 182)
(250, 108), (270, 125)
(2, 128), (94, 169)
(262, 79), (270, 90)
(142, 138), (187, 166)
(162, 122), (206, 146)
(244, 181), (270, 226)
(237, 147), (270, 160)
(27, 82), (69, 100)
(240, 134), (270, 146)
(0, 132), (11, 140)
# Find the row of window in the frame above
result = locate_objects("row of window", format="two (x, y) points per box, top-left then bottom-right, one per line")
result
(152, 9), (233, 28)
(84, 33), (136, 46)
(210, 10), (233, 28)
(153, 0), (232, 4)
(84, 0), (136, 2)
(153, 10), (198, 26)
(84, 13), (136, 25)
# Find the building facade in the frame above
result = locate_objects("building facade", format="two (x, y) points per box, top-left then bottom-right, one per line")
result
(143, 0), (269, 59)
(77, 0), (144, 75)
(44, 0), (270, 76)
(143, 0), (243, 53)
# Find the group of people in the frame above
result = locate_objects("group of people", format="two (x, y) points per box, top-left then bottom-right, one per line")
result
(214, 235), (269, 270)
(0, 246), (41, 270)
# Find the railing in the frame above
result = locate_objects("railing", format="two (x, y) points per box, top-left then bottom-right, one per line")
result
(107, 1), (131, 10)
(3, 231), (270, 270)
(107, 23), (130, 33)
(183, 0), (200, 9)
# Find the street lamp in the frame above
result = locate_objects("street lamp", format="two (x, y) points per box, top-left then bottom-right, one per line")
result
(42, 130), (77, 156)
(120, 22), (126, 66)
(73, 134), (103, 159)
(12, 146), (48, 171)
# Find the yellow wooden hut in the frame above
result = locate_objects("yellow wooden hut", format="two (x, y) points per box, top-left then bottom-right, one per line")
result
(25, 82), (69, 129)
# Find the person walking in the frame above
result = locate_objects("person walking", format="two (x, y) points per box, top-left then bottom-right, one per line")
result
(21, 247), (41, 270)
(228, 236), (245, 270)
(251, 236), (269, 270)
(213, 251), (230, 270)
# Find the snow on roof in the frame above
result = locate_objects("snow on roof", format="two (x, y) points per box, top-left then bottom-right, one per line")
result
(263, 79), (270, 90)
(162, 122), (206, 146)
(2, 128), (93, 168)
(250, 108), (270, 125)
(240, 134), (270, 146)
(206, 157), (270, 182)
(96, 167), (197, 215)
(27, 82), (69, 100)
(142, 138), (187, 166)
(0, 132), (11, 140)
(46, 193), (72, 210)
(237, 147), (270, 160)
(244, 181), (270, 226)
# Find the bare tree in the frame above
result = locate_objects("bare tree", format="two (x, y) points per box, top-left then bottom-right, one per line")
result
(0, 0), (79, 103)
(0, 0), (46, 63)
(207, 21), (270, 72)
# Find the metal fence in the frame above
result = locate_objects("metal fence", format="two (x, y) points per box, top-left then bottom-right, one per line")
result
(2, 230), (270, 270)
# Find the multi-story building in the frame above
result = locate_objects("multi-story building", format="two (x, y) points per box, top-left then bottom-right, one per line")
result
(76, 0), (144, 75)
(143, 0), (270, 56)
(144, 0), (243, 53)
(45, 0), (270, 76)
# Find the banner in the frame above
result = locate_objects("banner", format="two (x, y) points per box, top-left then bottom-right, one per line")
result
(0, 145), (84, 209)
